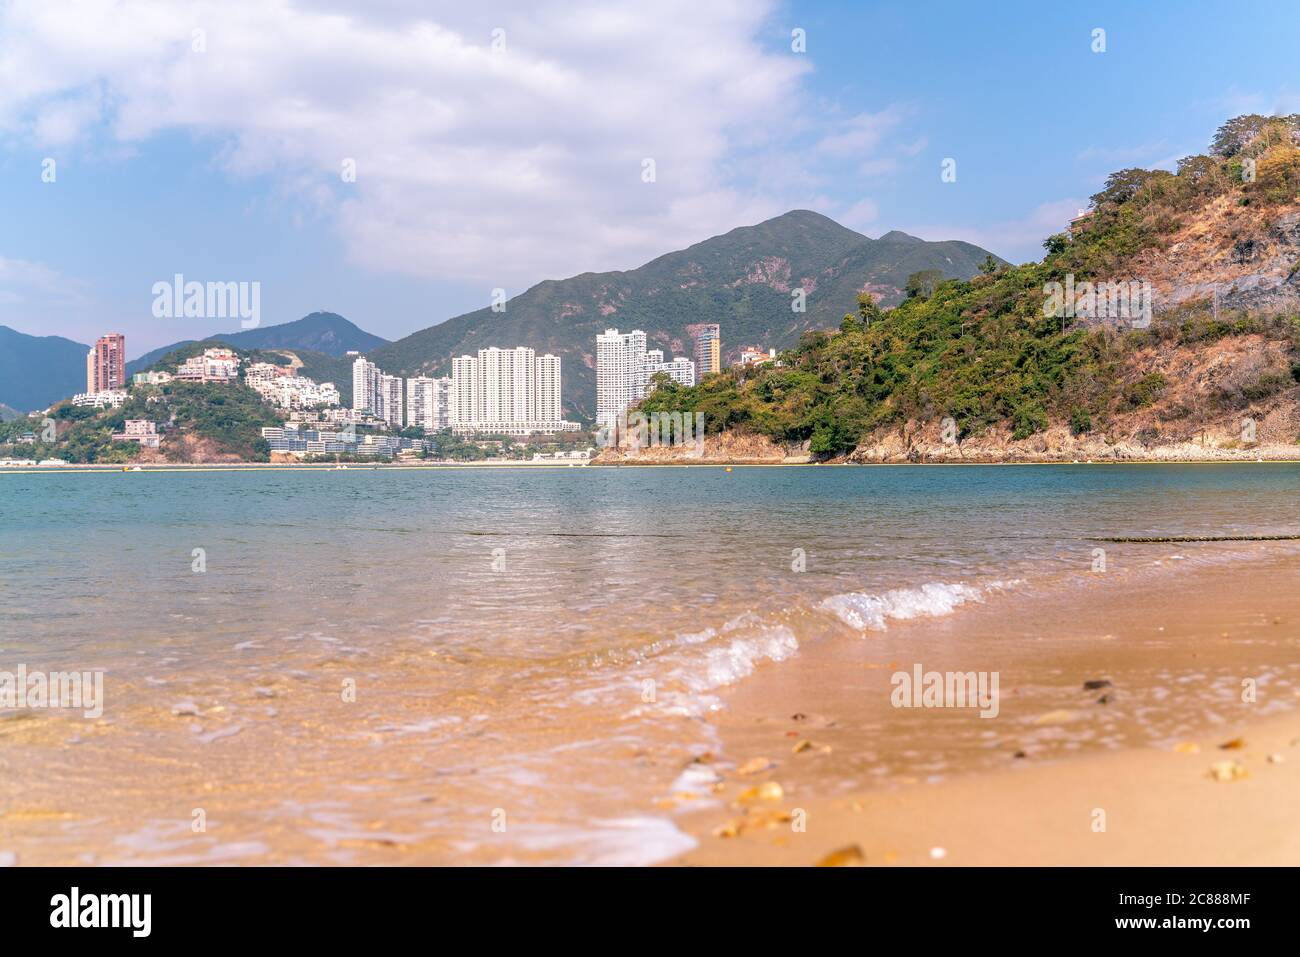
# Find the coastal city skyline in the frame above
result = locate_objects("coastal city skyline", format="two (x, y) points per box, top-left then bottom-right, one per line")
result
(6, 317), (768, 467)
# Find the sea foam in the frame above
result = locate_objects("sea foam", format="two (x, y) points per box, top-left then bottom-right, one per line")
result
(820, 581), (988, 632)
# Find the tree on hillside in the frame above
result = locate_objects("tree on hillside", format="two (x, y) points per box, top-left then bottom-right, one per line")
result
(904, 270), (943, 300)
(1175, 154), (1228, 197)
(1210, 114), (1300, 158)
(848, 292), (884, 330)
(1091, 168), (1174, 207)
(1249, 146), (1300, 204)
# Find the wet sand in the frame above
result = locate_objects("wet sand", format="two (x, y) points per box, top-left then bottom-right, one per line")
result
(3, 467), (1299, 866)
(668, 551), (1300, 866)
(672, 709), (1300, 866)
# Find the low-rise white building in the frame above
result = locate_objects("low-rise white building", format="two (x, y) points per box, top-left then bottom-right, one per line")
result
(112, 419), (161, 448)
(176, 348), (241, 383)
(737, 347), (777, 367)
(246, 362), (340, 409)
(637, 349), (696, 392)
(132, 371), (174, 386)
(71, 390), (128, 409)
(452, 419), (582, 437)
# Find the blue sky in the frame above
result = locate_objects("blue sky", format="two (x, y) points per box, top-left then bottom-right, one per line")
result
(1, 0), (1297, 356)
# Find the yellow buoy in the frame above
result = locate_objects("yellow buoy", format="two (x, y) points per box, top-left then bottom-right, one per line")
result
(725, 467), (732, 472)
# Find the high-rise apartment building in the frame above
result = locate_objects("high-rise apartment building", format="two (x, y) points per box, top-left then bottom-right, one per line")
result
(596, 328), (696, 429)
(451, 355), (478, 424)
(352, 357), (380, 414)
(407, 376), (454, 431)
(377, 373), (404, 428)
(596, 328), (647, 430)
(638, 349), (696, 392)
(86, 333), (127, 393)
(352, 356), (403, 427)
(536, 353), (561, 422)
(448, 346), (576, 435)
(692, 324), (721, 377)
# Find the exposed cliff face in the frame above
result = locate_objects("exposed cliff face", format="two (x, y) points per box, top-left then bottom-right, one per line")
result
(1136, 201), (1300, 316)
(593, 431), (804, 464)
(153, 432), (247, 464)
(848, 419), (1300, 464)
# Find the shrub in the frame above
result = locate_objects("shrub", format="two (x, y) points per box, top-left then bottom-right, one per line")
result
(1124, 373), (1167, 408)
(1070, 407), (1093, 435)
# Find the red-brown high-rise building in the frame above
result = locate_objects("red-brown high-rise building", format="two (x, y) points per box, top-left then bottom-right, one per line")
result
(86, 333), (127, 392)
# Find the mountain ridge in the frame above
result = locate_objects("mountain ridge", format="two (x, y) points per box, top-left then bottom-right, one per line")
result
(1, 213), (1002, 418)
(125, 311), (386, 375)
(630, 113), (1300, 462)
(0, 325), (91, 412)
(366, 209), (1005, 419)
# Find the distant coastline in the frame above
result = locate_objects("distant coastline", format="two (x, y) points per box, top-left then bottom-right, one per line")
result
(6, 453), (1300, 474)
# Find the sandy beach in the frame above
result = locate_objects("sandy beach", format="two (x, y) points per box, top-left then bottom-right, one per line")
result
(668, 549), (1300, 866)
(2, 464), (1298, 866)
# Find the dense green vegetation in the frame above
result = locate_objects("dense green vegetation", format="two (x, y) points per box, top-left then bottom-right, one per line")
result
(366, 210), (1002, 420)
(641, 116), (1300, 456)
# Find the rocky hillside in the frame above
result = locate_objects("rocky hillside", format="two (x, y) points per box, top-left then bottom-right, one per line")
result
(367, 210), (1002, 420)
(632, 115), (1300, 462)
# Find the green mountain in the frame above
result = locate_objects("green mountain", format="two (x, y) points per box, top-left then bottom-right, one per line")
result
(367, 210), (1003, 420)
(639, 114), (1300, 459)
(0, 325), (91, 412)
(125, 312), (386, 376)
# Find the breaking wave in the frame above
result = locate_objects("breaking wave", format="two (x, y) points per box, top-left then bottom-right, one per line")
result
(819, 581), (1005, 632)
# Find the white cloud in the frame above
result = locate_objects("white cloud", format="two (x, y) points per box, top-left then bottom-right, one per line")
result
(0, 255), (89, 321)
(1076, 140), (1173, 164)
(1211, 87), (1300, 120)
(898, 198), (1088, 265)
(0, 255), (78, 295)
(0, 0), (822, 286)
(838, 198), (880, 230)
(815, 106), (906, 158)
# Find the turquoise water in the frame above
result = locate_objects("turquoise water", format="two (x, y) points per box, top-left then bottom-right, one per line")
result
(3, 464), (1299, 667)
(1, 463), (1298, 863)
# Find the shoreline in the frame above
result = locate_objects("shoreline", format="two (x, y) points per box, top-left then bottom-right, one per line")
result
(0, 460), (596, 473)
(664, 548), (1300, 867)
(6, 457), (1300, 474)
